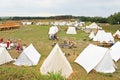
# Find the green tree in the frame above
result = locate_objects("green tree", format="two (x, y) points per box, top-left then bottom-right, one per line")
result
(108, 12), (120, 24)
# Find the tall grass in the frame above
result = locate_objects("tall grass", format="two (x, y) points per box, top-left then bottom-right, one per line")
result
(0, 66), (66, 80)
(49, 72), (66, 80)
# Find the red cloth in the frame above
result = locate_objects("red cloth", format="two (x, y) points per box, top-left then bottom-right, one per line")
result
(6, 41), (10, 48)
(16, 43), (21, 51)
(0, 38), (3, 43)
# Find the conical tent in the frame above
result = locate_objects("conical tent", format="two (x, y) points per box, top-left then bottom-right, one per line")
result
(94, 50), (117, 73)
(105, 33), (114, 42)
(48, 26), (58, 34)
(40, 44), (73, 78)
(13, 44), (41, 66)
(0, 47), (13, 65)
(113, 30), (120, 37)
(75, 44), (116, 73)
(93, 30), (105, 42)
(89, 31), (95, 39)
(93, 30), (114, 43)
(110, 41), (120, 62)
(66, 27), (77, 34)
(86, 22), (102, 29)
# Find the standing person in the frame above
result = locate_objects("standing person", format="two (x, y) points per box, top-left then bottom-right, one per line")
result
(54, 33), (59, 41)
(16, 39), (22, 53)
(0, 38), (3, 43)
(6, 39), (11, 49)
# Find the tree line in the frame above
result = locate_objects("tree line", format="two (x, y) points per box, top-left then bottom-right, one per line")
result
(0, 12), (120, 24)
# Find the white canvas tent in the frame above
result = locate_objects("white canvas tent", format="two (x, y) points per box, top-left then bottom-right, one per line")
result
(13, 44), (41, 66)
(21, 22), (32, 25)
(40, 44), (73, 78)
(48, 26), (58, 34)
(113, 30), (120, 36)
(86, 22), (102, 29)
(66, 27), (77, 34)
(89, 31), (95, 39)
(105, 33), (114, 43)
(75, 44), (116, 73)
(93, 30), (105, 41)
(0, 47), (13, 65)
(93, 30), (114, 43)
(113, 30), (120, 38)
(110, 41), (120, 62)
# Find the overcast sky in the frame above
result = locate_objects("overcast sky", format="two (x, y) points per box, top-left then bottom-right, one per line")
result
(0, 0), (120, 17)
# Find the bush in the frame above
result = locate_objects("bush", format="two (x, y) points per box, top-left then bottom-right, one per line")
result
(49, 72), (66, 80)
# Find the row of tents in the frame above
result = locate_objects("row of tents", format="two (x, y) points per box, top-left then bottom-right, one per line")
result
(23, 21), (85, 26)
(48, 25), (119, 45)
(48, 26), (77, 35)
(0, 41), (120, 78)
(0, 44), (40, 66)
(48, 22), (120, 36)
(85, 22), (120, 42)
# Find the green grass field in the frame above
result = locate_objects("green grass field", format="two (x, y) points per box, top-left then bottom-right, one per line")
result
(0, 23), (120, 80)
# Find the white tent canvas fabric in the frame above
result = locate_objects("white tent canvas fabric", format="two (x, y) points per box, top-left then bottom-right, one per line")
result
(93, 30), (105, 42)
(105, 32), (115, 43)
(40, 44), (73, 78)
(22, 22), (32, 25)
(48, 26), (58, 34)
(66, 27), (77, 34)
(13, 44), (41, 66)
(89, 31), (95, 39)
(75, 44), (116, 73)
(93, 30), (114, 43)
(0, 47), (13, 65)
(86, 22), (102, 29)
(110, 41), (120, 62)
(113, 30), (120, 36)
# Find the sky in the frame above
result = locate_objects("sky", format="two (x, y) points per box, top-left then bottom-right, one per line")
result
(0, 0), (120, 17)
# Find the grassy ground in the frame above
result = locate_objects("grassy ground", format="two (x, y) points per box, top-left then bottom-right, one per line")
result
(0, 23), (120, 80)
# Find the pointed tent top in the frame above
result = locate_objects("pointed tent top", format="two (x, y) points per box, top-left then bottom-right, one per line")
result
(13, 43), (41, 66)
(0, 47), (13, 65)
(24, 43), (41, 65)
(48, 26), (58, 34)
(89, 31), (95, 39)
(75, 44), (116, 73)
(40, 43), (73, 78)
(113, 30), (120, 37)
(86, 22), (102, 29)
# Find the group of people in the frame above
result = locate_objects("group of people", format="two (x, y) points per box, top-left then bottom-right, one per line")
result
(0, 38), (26, 53)
(60, 40), (77, 49)
(0, 38), (12, 49)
